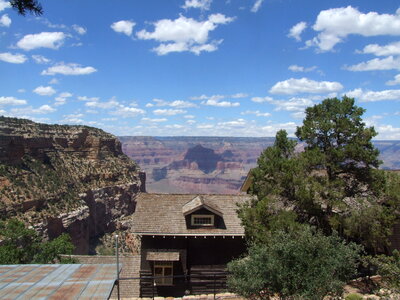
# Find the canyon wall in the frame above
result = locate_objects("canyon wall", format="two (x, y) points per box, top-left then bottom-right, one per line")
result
(120, 136), (400, 194)
(0, 117), (145, 254)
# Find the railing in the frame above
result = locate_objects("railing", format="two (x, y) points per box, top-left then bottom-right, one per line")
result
(114, 273), (229, 299)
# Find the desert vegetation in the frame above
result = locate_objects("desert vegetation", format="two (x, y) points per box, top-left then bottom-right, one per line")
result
(228, 97), (400, 299)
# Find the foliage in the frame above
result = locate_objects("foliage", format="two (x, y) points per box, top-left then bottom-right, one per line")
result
(345, 293), (363, 300)
(228, 226), (362, 300)
(0, 219), (74, 264)
(241, 97), (399, 253)
(9, 0), (43, 16)
(363, 250), (400, 293)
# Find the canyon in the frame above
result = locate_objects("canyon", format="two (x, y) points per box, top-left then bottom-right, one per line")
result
(120, 136), (400, 194)
(0, 117), (145, 254)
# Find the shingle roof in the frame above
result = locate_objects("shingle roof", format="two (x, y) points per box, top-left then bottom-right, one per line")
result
(132, 193), (252, 236)
(182, 195), (223, 216)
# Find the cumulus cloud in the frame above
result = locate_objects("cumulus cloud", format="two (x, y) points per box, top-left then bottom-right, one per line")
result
(241, 110), (271, 117)
(308, 6), (400, 51)
(269, 97), (315, 112)
(33, 86), (56, 96)
(0, 96), (27, 106)
(251, 0), (264, 13)
(72, 24), (86, 35)
(85, 97), (145, 118)
(141, 117), (168, 123)
(270, 77), (343, 95)
(136, 14), (234, 55)
(153, 109), (187, 116)
(111, 20), (135, 36)
(182, 0), (212, 11)
(0, 0), (11, 11)
(42, 63), (97, 75)
(146, 98), (198, 108)
(386, 74), (400, 86)
(78, 96), (99, 102)
(288, 21), (307, 41)
(288, 65), (317, 72)
(345, 56), (400, 71)
(32, 54), (50, 64)
(251, 96), (274, 103)
(0, 52), (27, 64)
(358, 41), (400, 56)
(0, 14), (11, 27)
(111, 105), (145, 118)
(17, 32), (66, 51)
(55, 92), (72, 106)
(345, 88), (400, 102)
(60, 113), (85, 124)
(10, 105), (56, 116)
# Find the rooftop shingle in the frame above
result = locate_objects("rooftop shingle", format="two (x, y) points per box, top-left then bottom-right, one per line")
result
(132, 193), (252, 236)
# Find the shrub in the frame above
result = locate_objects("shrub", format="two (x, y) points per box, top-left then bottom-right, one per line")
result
(228, 225), (362, 300)
(345, 293), (363, 300)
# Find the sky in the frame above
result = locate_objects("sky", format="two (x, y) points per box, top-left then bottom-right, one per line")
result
(0, 0), (400, 139)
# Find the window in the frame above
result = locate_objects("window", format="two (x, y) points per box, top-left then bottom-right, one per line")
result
(191, 214), (214, 226)
(154, 262), (173, 286)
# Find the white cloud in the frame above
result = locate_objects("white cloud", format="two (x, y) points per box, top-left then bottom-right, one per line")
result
(111, 105), (145, 118)
(345, 56), (400, 71)
(72, 24), (86, 35)
(153, 109), (187, 116)
(270, 77), (343, 95)
(182, 0), (212, 11)
(345, 88), (400, 102)
(136, 14), (234, 55)
(288, 22), (307, 41)
(241, 110), (271, 117)
(10, 104), (56, 116)
(111, 20), (135, 36)
(251, 0), (264, 13)
(0, 52), (27, 64)
(147, 98), (198, 108)
(55, 92), (72, 106)
(309, 6), (400, 51)
(386, 74), (400, 86)
(358, 41), (400, 56)
(17, 32), (66, 51)
(32, 54), (50, 64)
(374, 124), (400, 140)
(288, 64), (317, 72)
(60, 113), (85, 124)
(231, 93), (248, 98)
(0, 0), (10, 11)
(86, 98), (119, 109)
(202, 99), (240, 107)
(42, 63), (97, 75)
(0, 96), (27, 106)
(78, 96), (99, 102)
(251, 96), (274, 103)
(184, 115), (195, 119)
(269, 97), (315, 112)
(17, 89), (25, 93)
(49, 78), (59, 84)
(166, 124), (185, 129)
(33, 85), (56, 96)
(0, 14), (10, 27)
(218, 118), (247, 127)
(141, 117), (167, 123)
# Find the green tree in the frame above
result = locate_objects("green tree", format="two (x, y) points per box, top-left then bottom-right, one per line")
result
(0, 219), (74, 264)
(9, 0), (43, 15)
(241, 97), (399, 253)
(228, 226), (361, 300)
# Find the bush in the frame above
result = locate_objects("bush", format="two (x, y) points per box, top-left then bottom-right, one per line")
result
(227, 226), (362, 300)
(345, 293), (363, 300)
(0, 219), (75, 264)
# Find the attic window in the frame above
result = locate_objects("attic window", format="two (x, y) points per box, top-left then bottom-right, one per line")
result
(191, 214), (214, 226)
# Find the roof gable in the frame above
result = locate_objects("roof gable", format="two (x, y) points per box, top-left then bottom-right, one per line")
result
(182, 195), (223, 217)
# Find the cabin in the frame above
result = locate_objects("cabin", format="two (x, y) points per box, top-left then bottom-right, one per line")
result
(132, 193), (252, 297)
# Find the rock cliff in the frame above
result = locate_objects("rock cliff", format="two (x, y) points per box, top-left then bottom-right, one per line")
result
(0, 117), (145, 254)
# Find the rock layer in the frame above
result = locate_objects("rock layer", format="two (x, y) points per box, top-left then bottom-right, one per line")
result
(0, 117), (144, 253)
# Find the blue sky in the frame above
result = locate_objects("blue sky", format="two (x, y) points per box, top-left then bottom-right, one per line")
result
(1, 0), (400, 139)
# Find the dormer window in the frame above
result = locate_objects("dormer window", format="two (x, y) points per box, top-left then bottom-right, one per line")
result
(191, 214), (214, 226)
